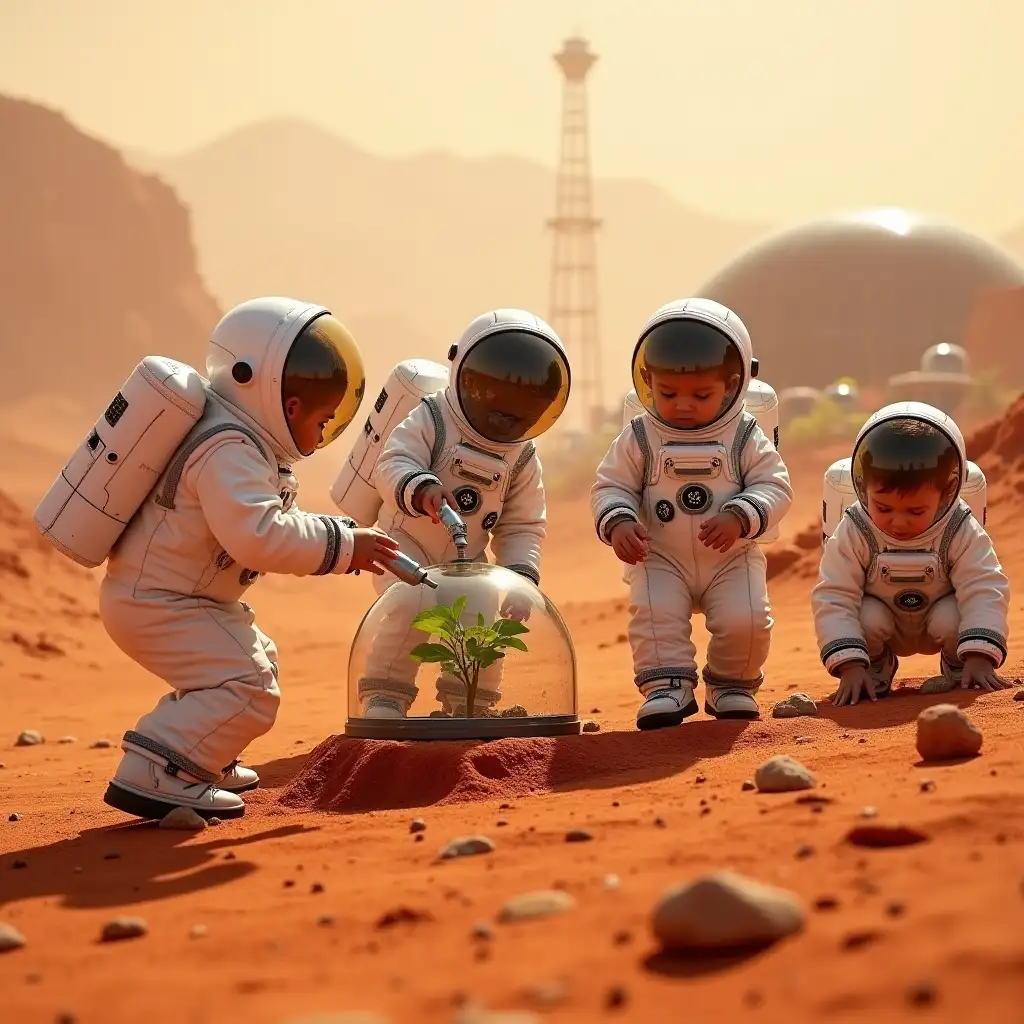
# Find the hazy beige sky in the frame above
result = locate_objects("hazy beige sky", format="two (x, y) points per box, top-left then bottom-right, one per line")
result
(1, 0), (1021, 235)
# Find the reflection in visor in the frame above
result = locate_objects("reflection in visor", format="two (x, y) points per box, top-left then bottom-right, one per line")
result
(852, 417), (962, 531)
(457, 330), (570, 443)
(632, 319), (744, 430)
(282, 312), (366, 450)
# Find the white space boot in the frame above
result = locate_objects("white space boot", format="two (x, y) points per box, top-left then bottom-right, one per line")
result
(219, 760), (260, 793)
(636, 677), (699, 731)
(435, 675), (502, 717)
(104, 750), (245, 821)
(358, 678), (417, 719)
(703, 672), (761, 720)
(868, 647), (899, 697)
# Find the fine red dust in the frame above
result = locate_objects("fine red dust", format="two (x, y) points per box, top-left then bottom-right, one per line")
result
(2, 423), (1024, 1024)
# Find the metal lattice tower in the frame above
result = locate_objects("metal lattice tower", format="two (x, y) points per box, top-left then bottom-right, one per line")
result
(548, 36), (604, 430)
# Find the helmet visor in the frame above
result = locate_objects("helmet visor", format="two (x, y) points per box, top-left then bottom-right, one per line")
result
(456, 330), (570, 443)
(632, 319), (744, 430)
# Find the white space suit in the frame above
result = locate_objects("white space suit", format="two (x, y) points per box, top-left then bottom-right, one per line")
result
(358, 309), (570, 718)
(591, 298), (793, 728)
(813, 402), (1009, 692)
(103, 297), (367, 820)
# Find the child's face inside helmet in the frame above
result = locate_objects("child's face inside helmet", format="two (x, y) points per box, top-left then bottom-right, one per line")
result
(282, 313), (365, 457)
(644, 368), (737, 430)
(456, 330), (570, 444)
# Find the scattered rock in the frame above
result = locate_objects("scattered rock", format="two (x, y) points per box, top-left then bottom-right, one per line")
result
(652, 871), (805, 950)
(8, 812), (21, 822)
(795, 844), (815, 859)
(842, 930), (881, 951)
(100, 917), (147, 942)
(771, 693), (818, 718)
(920, 780), (935, 793)
(207, 817), (221, 826)
(886, 900), (906, 917)
(907, 981), (938, 1006)
(794, 736), (814, 744)
(409, 818), (427, 834)
(813, 896), (840, 911)
(604, 986), (629, 1010)
(472, 921), (493, 940)
(603, 874), (621, 891)
(754, 755), (815, 793)
(224, 851), (236, 860)
(861, 806), (878, 818)
(498, 890), (576, 923)
(916, 704), (982, 761)
(581, 720), (600, 733)
(311, 882), (325, 894)
(845, 823), (929, 848)
(565, 829), (593, 843)
(1013, 689), (1024, 701)
(919, 675), (957, 695)
(158, 807), (206, 831)
(0, 922), (26, 952)
(653, 817), (667, 828)
(741, 779), (755, 791)
(58, 736), (77, 744)
(91, 738), (113, 748)
(375, 906), (433, 929)
(695, 775), (706, 784)
(189, 924), (207, 938)
(15, 730), (43, 747)
(316, 914), (336, 927)
(439, 835), (495, 860)
(524, 980), (569, 1007)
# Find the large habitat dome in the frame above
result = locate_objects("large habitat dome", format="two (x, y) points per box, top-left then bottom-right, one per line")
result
(347, 562), (580, 740)
(699, 209), (1024, 391)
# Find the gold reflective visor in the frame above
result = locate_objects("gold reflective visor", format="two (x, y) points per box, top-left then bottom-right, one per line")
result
(298, 314), (366, 449)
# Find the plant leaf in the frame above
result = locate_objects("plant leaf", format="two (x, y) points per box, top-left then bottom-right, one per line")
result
(465, 626), (498, 644)
(411, 609), (453, 635)
(452, 595), (468, 621)
(409, 642), (456, 664)
(477, 649), (505, 668)
(497, 636), (529, 653)
(494, 619), (530, 636)
(477, 611), (486, 627)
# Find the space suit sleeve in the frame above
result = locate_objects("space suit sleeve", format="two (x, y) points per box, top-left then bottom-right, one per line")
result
(490, 445), (546, 586)
(720, 424), (794, 540)
(192, 439), (356, 577)
(374, 400), (441, 516)
(590, 426), (645, 544)
(811, 515), (873, 675)
(947, 516), (1010, 667)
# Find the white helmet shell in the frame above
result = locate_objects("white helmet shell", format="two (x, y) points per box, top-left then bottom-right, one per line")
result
(207, 296), (332, 462)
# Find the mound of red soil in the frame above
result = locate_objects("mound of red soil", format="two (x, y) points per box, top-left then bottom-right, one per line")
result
(966, 393), (1024, 510)
(765, 520), (823, 582)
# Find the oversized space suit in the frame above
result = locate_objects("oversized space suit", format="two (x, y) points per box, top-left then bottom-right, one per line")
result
(813, 402), (1009, 692)
(103, 297), (367, 820)
(591, 298), (793, 728)
(357, 309), (570, 719)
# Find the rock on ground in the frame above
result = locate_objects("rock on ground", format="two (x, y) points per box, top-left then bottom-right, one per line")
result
(754, 755), (815, 792)
(498, 890), (576, 923)
(15, 730), (43, 746)
(159, 806), (207, 830)
(0, 922), (27, 952)
(101, 917), (148, 942)
(771, 693), (818, 718)
(581, 720), (601, 732)
(652, 870), (805, 950)
(919, 675), (957, 695)
(439, 835), (495, 860)
(916, 704), (983, 761)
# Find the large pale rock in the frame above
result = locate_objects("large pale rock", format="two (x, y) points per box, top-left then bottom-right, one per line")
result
(159, 807), (207, 831)
(652, 871), (805, 950)
(498, 890), (576, 923)
(919, 675), (957, 695)
(0, 923), (26, 952)
(915, 704), (982, 761)
(754, 755), (815, 792)
(439, 835), (495, 860)
(771, 693), (818, 718)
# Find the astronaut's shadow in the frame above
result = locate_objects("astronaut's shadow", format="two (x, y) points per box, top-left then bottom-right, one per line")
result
(0, 822), (317, 910)
(813, 680), (982, 730)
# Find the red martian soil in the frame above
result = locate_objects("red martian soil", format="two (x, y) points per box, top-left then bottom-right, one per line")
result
(2, 415), (1024, 1024)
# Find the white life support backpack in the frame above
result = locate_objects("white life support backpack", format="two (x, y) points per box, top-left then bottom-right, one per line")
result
(622, 379), (781, 545)
(821, 457), (988, 545)
(34, 357), (210, 568)
(330, 359), (450, 526)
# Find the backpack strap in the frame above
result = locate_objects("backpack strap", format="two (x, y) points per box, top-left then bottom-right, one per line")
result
(730, 412), (758, 482)
(155, 423), (274, 510)
(630, 415), (652, 485)
(423, 395), (447, 469)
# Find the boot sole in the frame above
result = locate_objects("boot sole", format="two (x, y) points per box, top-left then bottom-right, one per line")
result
(103, 781), (246, 821)
(703, 701), (760, 720)
(220, 780), (260, 794)
(637, 697), (699, 731)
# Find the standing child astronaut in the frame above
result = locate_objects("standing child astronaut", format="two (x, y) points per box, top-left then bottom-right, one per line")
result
(813, 402), (1011, 706)
(591, 298), (793, 729)
(354, 309), (571, 719)
(102, 297), (398, 820)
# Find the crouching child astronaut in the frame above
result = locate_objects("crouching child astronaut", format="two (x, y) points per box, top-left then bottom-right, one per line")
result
(355, 309), (571, 719)
(591, 298), (793, 729)
(102, 297), (399, 820)
(813, 402), (1011, 706)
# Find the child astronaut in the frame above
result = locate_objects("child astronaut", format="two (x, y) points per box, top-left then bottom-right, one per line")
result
(102, 297), (398, 820)
(591, 298), (793, 729)
(813, 402), (1011, 706)
(357, 309), (570, 719)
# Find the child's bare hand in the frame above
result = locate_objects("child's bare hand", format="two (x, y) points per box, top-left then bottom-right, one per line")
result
(698, 511), (745, 552)
(414, 483), (457, 524)
(960, 653), (1011, 692)
(610, 521), (650, 564)
(833, 663), (876, 706)
(349, 528), (399, 575)
(500, 592), (533, 622)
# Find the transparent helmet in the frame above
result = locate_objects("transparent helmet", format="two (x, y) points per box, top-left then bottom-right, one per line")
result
(631, 319), (745, 430)
(852, 414), (963, 535)
(347, 563), (579, 739)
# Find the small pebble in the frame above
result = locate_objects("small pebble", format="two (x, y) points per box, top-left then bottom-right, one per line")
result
(101, 917), (147, 942)
(8, 813), (21, 822)
(886, 900), (906, 918)
(409, 818), (427, 834)
(920, 780), (935, 793)
(525, 980), (569, 1007)
(414, 834), (424, 843)
(861, 806), (878, 818)
(158, 807), (206, 831)
(842, 930), (880, 951)
(794, 736), (813, 744)
(91, 739), (113, 749)
(0, 922), (27, 952)
(439, 835), (495, 860)
(695, 775), (706, 784)
(56, 1013), (76, 1024)
(189, 924), (207, 939)
(754, 755), (815, 793)
(654, 817), (666, 828)
(311, 882), (324, 894)
(565, 828), (593, 843)
(605, 986), (629, 1009)
(15, 730), (44, 747)
(224, 851), (236, 860)
(207, 817), (222, 826)
(907, 981), (937, 1006)
(1013, 689), (1024, 702)
(582, 720), (601, 733)
(603, 874), (621, 891)
(612, 929), (632, 945)
(498, 890), (576, 923)
(741, 779), (755, 791)
(795, 844), (815, 859)
(284, 879), (295, 888)
(316, 914), (335, 927)
(813, 896), (840, 911)
(858, 738), (867, 744)
(58, 736), (77, 744)
(472, 921), (493, 940)
(495, 819), (508, 827)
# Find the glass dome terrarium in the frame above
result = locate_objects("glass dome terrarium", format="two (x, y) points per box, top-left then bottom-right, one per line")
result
(346, 562), (580, 740)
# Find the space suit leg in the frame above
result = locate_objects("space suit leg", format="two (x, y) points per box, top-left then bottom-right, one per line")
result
(100, 581), (282, 820)
(627, 553), (700, 730)
(915, 595), (964, 693)
(701, 546), (772, 719)
(858, 596), (903, 696)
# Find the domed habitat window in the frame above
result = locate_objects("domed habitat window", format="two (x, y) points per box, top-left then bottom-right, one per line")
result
(347, 563), (580, 740)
